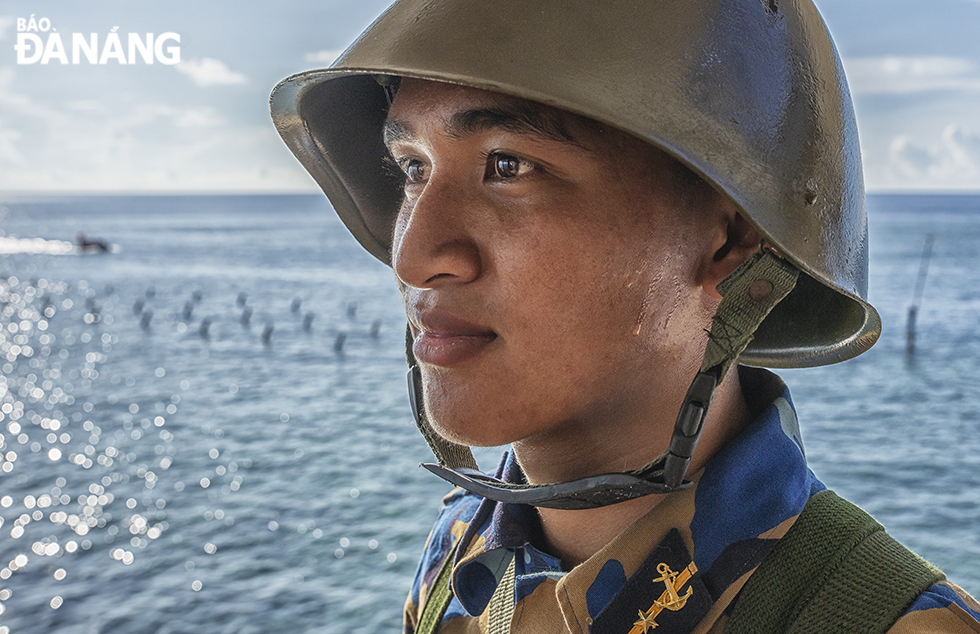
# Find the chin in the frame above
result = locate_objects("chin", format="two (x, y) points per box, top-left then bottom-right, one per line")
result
(421, 372), (572, 449)
(427, 413), (517, 449)
(424, 398), (527, 448)
(421, 378), (505, 446)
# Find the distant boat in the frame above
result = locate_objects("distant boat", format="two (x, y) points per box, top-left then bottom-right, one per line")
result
(76, 232), (112, 253)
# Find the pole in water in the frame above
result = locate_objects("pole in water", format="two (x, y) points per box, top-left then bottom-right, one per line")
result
(906, 234), (934, 355)
(905, 305), (917, 354)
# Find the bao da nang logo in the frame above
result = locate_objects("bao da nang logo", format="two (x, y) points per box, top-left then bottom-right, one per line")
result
(14, 15), (180, 65)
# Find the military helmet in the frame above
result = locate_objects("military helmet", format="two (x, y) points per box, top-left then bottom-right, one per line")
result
(271, 0), (881, 368)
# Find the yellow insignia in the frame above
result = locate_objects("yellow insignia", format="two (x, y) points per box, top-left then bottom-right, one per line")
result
(633, 608), (659, 632)
(627, 561), (697, 634)
(652, 563), (693, 611)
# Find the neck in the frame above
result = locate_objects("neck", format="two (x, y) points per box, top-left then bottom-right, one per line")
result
(518, 368), (751, 569)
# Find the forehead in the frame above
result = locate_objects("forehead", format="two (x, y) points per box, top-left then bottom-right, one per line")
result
(385, 78), (594, 148)
(389, 78), (513, 114)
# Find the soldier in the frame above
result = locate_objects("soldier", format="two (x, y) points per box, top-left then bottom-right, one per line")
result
(271, 1), (980, 632)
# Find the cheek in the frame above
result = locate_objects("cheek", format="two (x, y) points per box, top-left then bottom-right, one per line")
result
(604, 228), (706, 358)
(626, 257), (672, 338)
(510, 243), (671, 370)
(517, 224), (662, 326)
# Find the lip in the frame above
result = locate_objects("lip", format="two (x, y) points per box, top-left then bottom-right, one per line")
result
(411, 310), (497, 367)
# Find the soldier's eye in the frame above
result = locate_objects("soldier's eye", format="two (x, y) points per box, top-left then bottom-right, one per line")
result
(490, 153), (534, 179)
(404, 160), (428, 183)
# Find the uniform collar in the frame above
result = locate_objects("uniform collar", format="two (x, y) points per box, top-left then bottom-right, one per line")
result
(450, 368), (823, 632)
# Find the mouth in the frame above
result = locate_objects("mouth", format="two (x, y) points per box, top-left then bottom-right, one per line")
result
(411, 310), (498, 367)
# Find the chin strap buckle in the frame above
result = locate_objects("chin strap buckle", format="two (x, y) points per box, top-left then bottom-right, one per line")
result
(663, 369), (720, 488)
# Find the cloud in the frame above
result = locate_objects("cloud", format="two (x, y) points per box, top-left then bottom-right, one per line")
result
(0, 16), (14, 41)
(886, 125), (980, 187)
(942, 125), (980, 173)
(0, 68), (68, 125)
(0, 124), (24, 165)
(843, 56), (980, 94)
(171, 107), (224, 128)
(0, 89), (301, 192)
(304, 49), (345, 65)
(66, 100), (102, 112)
(97, 103), (226, 132)
(0, 61), (304, 192)
(889, 137), (935, 179)
(176, 58), (248, 87)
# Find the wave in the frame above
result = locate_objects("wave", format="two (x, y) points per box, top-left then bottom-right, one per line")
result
(0, 236), (120, 255)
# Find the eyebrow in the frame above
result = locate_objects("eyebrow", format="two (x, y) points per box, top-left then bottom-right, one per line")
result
(383, 103), (581, 148)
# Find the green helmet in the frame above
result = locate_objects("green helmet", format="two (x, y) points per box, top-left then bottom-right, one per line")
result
(270, 0), (881, 507)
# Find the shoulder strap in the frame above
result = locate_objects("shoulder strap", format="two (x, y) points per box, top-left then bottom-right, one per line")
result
(416, 544), (517, 634)
(416, 539), (461, 634)
(726, 490), (944, 634)
(488, 554), (517, 634)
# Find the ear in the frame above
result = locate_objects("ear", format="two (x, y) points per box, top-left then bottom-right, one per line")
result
(700, 201), (761, 300)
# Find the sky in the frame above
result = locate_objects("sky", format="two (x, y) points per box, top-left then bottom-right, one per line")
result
(0, 0), (978, 193)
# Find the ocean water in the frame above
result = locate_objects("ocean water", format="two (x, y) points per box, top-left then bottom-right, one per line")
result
(0, 193), (976, 633)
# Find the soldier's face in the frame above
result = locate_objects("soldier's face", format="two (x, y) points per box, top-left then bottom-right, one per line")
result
(386, 79), (719, 451)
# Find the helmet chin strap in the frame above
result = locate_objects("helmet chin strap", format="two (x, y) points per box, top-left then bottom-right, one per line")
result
(409, 249), (799, 510)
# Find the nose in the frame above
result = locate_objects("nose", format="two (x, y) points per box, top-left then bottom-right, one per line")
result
(392, 177), (482, 289)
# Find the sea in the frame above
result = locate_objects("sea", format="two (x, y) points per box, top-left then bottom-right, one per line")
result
(0, 193), (976, 633)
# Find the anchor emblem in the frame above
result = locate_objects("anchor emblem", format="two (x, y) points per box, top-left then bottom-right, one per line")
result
(652, 563), (693, 611)
(629, 561), (697, 634)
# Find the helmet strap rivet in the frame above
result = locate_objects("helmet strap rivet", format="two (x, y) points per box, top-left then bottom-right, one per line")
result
(749, 279), (774, 303)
